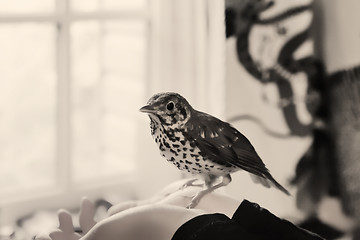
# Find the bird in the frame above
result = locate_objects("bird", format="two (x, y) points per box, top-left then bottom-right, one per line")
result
(140, 92), (290, 208)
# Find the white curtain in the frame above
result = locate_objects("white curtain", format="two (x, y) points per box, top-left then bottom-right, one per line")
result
(148, 0), (226, 117)
(136, 0), (226, 198)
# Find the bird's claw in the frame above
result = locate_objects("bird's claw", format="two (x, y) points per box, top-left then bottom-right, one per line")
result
(186, 200), (198, 209)
(186, 192), (202, 209)
(180, 179), (204, 190)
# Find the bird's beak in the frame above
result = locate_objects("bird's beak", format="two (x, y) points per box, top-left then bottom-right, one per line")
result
(139, 104), (157, 114)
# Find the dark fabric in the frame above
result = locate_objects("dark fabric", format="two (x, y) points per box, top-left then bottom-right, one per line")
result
(299, 217), (344, 239)
(172, 200), (324, 240)
(327, 65), (360, 218)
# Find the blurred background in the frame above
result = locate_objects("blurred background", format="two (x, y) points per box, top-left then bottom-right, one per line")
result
(0, 0), (359, 239)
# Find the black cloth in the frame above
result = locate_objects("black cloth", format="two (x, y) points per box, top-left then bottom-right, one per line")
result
(172, 200), (324, 240)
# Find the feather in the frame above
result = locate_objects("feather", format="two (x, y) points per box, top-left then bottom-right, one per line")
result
(184, 110), (290, 195)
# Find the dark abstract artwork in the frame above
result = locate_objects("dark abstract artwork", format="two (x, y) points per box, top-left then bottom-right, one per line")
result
(225, 0), (360, 238)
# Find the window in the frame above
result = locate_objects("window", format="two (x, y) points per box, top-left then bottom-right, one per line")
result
(0, 0), (226, 224)
(0, 0), (149, 221)
(0, 23), (57, 194)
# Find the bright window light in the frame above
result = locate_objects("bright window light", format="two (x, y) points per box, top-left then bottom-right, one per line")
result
(71, 20), (146, 182)
(0, 23), (57, 194)
(71, 0), (147, 12)
(0, 0), (54, 14)
(0, 0), (148, 198)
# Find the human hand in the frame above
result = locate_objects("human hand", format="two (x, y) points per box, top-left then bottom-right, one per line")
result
(108, 178), (241, 218)
(37, 179), (242, 240)
(35, 198), (97, 240)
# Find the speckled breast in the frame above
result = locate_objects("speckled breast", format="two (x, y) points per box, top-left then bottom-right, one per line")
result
(151, 120), (236, 177)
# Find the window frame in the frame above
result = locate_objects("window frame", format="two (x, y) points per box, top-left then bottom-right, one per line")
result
(0, 0), (151, 224)
(0, 0), (226, 225)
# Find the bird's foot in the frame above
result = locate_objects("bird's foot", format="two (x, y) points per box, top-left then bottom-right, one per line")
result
(186, 195), (200, 209)
(186, 189), (209, 209)
(180, 179), (204, 190)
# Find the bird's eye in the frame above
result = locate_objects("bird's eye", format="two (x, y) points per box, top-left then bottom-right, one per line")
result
(166, 101), (175, 111)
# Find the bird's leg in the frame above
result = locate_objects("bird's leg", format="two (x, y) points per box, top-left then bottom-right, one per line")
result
(179, 178), (204, 190)
(161, 178), (204, 199)
(187, 174), (232, 209)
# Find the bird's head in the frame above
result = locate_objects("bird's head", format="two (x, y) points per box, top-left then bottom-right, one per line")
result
(139, 92), (193, 127)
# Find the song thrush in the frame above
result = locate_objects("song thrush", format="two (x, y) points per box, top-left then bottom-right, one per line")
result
(140, 92), (290, 208)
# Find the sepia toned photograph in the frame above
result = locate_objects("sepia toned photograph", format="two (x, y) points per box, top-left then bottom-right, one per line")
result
(0, 0), (359, 239)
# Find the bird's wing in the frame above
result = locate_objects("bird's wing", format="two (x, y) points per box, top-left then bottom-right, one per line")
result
(184, 111), (269, 177)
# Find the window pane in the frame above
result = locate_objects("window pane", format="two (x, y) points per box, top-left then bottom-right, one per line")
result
(71, 20), (146, 183)
(0, 0), (54, 14)
(71, 0), (148, 12)
(0, 24), (56, 194)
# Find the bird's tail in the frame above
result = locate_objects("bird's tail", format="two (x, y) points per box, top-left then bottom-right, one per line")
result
(251, 174), (291, 196)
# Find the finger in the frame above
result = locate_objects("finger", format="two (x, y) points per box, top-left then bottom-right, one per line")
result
(49, 230), (81, 240)
(57, 210), (75, 233)
(79, 197), (97, 234)
(34, 233), (52, 240)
